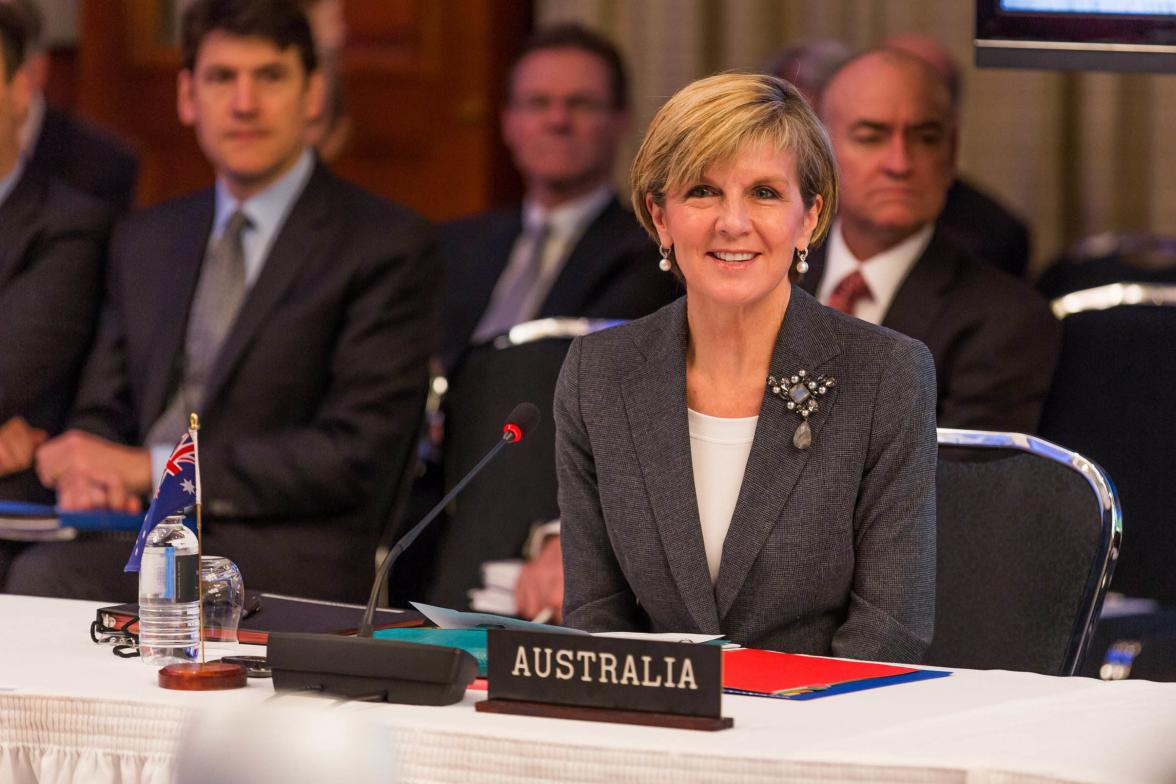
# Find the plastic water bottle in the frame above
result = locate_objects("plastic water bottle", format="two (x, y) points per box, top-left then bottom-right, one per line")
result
(138, 515), (200, 665)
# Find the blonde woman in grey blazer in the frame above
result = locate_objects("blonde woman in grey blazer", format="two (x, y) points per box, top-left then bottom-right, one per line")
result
(555, 73), (937, 663)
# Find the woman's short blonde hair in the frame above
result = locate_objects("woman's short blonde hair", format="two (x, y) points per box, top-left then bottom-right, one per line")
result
(631, 71), (838, 248)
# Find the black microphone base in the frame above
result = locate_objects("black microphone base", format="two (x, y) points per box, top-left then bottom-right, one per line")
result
(268, 632), (478, 706)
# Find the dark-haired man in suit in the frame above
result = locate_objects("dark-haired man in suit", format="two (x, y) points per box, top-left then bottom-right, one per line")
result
(0, 5), (109, 536)
(440, 24), (677, 370)
(429, 25), (678, 618)
(807, 48), (1058, 433)
(3, 0), (138, 211)
(7, 0), (434, 602)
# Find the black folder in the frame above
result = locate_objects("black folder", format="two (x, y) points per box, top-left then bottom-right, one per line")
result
(97, 591), (424, 644)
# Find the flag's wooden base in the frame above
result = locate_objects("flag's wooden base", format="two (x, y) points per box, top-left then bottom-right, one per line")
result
(475, 699), (733, 731)
(159, 661), (247, 690)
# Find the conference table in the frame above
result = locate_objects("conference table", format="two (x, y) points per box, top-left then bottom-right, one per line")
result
(2, 594), (1176, 784)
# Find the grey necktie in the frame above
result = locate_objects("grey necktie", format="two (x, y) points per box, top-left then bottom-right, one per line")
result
(472, 221), (552, 343)
(146, 210), (251, 446)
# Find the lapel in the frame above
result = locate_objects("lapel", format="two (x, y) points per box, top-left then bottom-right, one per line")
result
(541, 197), (639, 317)
(140, 190), (214, 428)
(0, 169), (43, 290)
(713, 288), (843, 619)
(621, 299), (721, 634)
(27, 108), (62, 172)
(440, 209), (520, 371)
(466, 208), (521, 323)
(880, 228), (960, 338)
(201, 163), (333, 411)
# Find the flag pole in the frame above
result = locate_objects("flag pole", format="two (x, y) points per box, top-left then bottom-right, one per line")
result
(190, 412), (204, 666)
(157, 413), (244, 691)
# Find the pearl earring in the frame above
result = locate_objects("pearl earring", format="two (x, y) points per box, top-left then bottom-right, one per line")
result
(795, 247), (810, 275)
(658, 246), (672, 272)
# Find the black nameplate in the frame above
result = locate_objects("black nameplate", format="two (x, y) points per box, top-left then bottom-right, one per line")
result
(486, 630), (722, 718)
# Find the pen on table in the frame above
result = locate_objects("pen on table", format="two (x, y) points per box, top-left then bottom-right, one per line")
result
(773, 683), (831, 696)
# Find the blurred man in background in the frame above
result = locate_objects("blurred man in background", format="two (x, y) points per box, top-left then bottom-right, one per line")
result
(7, 0), (434, 603)
(300, 0), (350, 161)
(885, 33), (1031, 278)
(420, 24), (679, 621)
(806, 48), (1059, 433)
(439, 23), (678, 371)
(0, 3), (110, 581)
(3, 0), (138, 211)
(770, 34), (1031, 277)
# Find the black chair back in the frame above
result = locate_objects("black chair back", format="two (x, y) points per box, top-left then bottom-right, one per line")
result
(425, 318), (623, 611)
(1038, 234), (1176, 300)
(925, 429), (1121, 676)
(370, 379), (430, 605)
(1040, 284), (1176, 602)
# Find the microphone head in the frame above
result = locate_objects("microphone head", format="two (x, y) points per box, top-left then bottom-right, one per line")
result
(503, 402), (541, 443)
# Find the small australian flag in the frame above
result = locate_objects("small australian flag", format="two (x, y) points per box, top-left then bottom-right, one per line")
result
(124, 429), (201, 572)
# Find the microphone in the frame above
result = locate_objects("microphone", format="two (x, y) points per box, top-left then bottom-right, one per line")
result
(502, 401), (540, 444)
(357, 401), (539, 637)
(267, 402), (541, 705)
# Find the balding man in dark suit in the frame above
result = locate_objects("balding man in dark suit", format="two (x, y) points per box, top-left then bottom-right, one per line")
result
(806, 48), (1058, 433)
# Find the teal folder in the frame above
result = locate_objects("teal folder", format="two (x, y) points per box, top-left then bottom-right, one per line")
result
(373, 628), (489, 676)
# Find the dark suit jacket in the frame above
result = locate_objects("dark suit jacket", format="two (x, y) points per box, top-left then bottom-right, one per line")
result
(69, 161), (436, 600)
(557, 291), (937, 663)
(28, 106), (139, 214)
(0, 169), (111, 502)
(438, 196), (680, 372)
(939, 177), (1030, 279)
(803, 228), (1061, 434)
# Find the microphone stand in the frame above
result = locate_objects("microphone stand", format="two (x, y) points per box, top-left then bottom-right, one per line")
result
(266, 403), (537, 706)
(357, 430), (516, 638)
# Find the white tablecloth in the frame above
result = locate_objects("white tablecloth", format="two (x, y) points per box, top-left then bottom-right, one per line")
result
(2, 595), (1175, 783)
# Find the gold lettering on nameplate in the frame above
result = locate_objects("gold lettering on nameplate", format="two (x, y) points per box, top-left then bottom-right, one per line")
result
(575, 650), (596, 681)
(678, 658), (697, 690)
(510, 641), (699, 691)
(663, 656), (676, 688)
(512, 645), (530, 677)
(620, 655), (640, 686)
(533, 647), (552, 678)
(640, 655), (662, 687)
(599, 652), (618, 684)
(555, 649), (574, 680)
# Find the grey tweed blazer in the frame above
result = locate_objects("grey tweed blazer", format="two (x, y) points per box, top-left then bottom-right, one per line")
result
(556, 288), (937, 663)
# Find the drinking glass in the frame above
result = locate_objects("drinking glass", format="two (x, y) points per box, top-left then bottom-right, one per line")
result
(201, 555), (244, 646)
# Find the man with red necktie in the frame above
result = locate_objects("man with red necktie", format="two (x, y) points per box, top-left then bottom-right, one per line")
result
(802, 47), (1059, 434)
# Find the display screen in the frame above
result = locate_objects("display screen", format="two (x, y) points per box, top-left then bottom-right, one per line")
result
(977, 0), (1176, 72)
(1002, 0), (1176, 14)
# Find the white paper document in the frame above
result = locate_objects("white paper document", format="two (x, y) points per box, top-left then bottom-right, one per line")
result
(410, 602), (588, 635)
(591, 631), (725, 644)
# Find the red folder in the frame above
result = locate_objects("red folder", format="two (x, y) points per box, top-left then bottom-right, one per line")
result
(723, 648), (918, 696)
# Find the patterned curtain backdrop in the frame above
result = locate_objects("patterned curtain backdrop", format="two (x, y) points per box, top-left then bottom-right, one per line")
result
(537, 0), (1176, 275)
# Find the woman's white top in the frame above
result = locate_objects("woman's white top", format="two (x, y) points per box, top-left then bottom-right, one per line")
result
(687, 408), (759, 584)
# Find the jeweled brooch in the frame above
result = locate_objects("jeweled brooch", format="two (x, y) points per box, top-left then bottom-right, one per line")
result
(767, 369), (835, 450)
